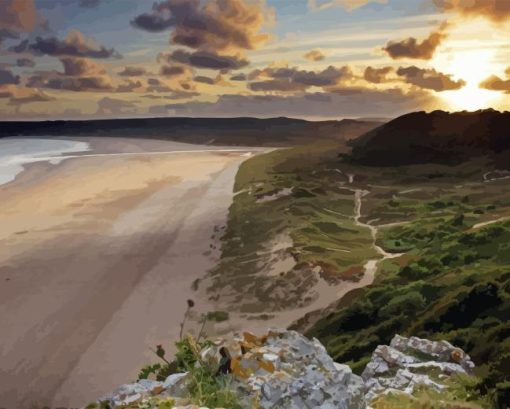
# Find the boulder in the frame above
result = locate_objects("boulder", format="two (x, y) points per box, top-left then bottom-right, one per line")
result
(362, 334), (475, 403)
(227, 330), (365, 409)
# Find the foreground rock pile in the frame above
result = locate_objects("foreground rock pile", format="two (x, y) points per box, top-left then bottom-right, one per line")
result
(95, 331), (475, 409)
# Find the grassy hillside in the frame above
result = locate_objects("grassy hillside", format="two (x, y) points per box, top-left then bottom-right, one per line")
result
(300, 159), (510, 408)
(202, 141), (378, 313)
(204, 141), (510, 407)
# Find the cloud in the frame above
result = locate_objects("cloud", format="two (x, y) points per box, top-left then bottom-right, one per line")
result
(248, 65), (353, 92)
(383, 23), (448, 60)
(230, 73), (246, 81)
(0, 28), (19, 46)
(146, 77), (173, 93)
(60, 57), (106, 76)
(160, 65), (188, 77)
(308, 0), (387, 11)
(118, 66), (147, 76)
(131, 0), (272, 53)
(142, 90), (200, 100)
(0, 85), (53, 112)
(479, 74), (510, 93)
(434, 0), (510, 23)
(26, 57), (113, 92)
(96, 97), (138, 115)
(10, 30), (120, 59)
(304, 49), (325, 61)
(16, 57), (35, 67)
(396, 66), (465, 91)
(116, 79), (144, 93)
(166, 49), (248, 70)
(0, 67), (20, 85)
(29, 75), (114, 92)
(148, 87), (431, 119)
(0, 0), (38, 34)
(193, 75), (219, 85)
(364, 66), (393, 83)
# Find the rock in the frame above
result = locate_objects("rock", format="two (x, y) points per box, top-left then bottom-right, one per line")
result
(227, 329), (365, 409)
(362, 334), (476, 403)
(100, 379), (163, 407)
(161, 372), (190, 398)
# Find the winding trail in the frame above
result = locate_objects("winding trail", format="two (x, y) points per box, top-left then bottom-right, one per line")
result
(345, 173), (403, 281)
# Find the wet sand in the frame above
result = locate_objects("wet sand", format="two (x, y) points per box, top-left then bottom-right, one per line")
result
(0, 137), (258, 408)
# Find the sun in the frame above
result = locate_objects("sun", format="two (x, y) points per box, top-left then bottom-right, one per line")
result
(436, 49), (502, 111)
(431, 20), (506, 111)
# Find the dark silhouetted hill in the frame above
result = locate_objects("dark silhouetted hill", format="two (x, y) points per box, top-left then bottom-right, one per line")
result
(350, 109), (510, 165)
(0, 117), (381, 147)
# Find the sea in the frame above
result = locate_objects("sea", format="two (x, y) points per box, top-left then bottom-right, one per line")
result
(0, 138), (90, 186)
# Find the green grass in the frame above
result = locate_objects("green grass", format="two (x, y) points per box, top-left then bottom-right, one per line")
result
(305, 157), (510, 408)
(204, 141), (377, 312)
(203, 143), (510, 407)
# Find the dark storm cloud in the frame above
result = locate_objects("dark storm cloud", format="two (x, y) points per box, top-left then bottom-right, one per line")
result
(364, 66), (393, 83)
(9, 31), (120, 59)
(396, 66), (465, 91)
(131, 0), (271, 53)
(248, 65), (353, 92)
(148, 87), (432, 119)
(434, 0), (510, 23)
(167, 49), (248, 70)
(0, 67), (20, 85)
(383, 24), (448, 60)
(118, 66), (147, 77)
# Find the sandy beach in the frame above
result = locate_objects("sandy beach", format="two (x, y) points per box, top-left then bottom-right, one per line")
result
(0, 137), (257, 408)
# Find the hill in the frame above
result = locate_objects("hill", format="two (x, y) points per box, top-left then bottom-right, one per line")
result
(350, 109), (510, 166)
(0, 117), (381, 147)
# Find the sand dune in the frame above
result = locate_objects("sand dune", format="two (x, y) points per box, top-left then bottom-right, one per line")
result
(0, 137), (258, 408)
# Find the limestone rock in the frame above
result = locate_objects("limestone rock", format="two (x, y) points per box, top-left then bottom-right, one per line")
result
(362, 334), (475, 403)
(228, 330), (365, 409)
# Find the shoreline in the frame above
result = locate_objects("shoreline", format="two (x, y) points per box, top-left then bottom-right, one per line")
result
(0, 137), (262, 408)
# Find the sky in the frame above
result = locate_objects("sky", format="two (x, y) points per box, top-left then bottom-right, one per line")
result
(1, 0), (510, 120)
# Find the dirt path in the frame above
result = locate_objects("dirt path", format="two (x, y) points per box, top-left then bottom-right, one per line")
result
(346, 174), (403, 280)
(210, 172), (403, 337)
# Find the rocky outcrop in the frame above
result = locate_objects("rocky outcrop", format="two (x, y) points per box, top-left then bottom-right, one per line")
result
(94, 331), (475, 409)
(362, 334), (475, 403)
(96, 330), (365, 409)
(218, 330), (365, 408)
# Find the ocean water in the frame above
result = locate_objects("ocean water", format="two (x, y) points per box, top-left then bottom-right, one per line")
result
(0, 138), (90, 186)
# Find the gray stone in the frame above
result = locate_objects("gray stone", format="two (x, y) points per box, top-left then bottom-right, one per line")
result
(362, 334), (476, 403)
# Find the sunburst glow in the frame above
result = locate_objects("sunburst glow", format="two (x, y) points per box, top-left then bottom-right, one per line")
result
(431, 20), (506, 111)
